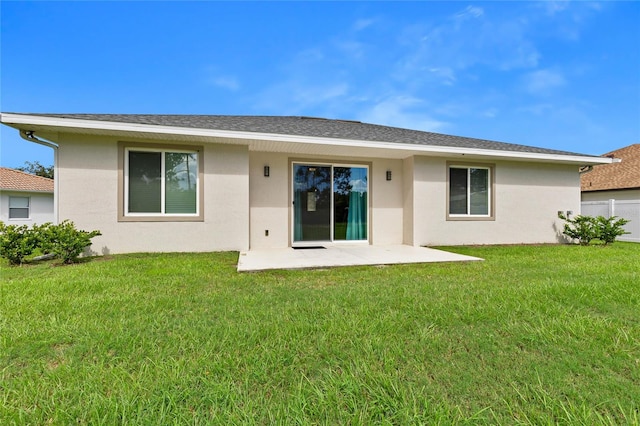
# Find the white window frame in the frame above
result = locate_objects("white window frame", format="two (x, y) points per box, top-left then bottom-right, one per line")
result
(124, 147), (200, 217)
(448, 164), (493, 219)
(9, 196), (31, 219)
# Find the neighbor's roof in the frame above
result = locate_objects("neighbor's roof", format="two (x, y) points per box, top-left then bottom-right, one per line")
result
(581, 144), (640, 192)
(0, 113), (611, 164)
(0, 167), (54, 193)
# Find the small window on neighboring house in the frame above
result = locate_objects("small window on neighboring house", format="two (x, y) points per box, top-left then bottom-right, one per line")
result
(9, 196), (30, 219)
(122, 146), (202, 220)
(448, 165), (494, 219)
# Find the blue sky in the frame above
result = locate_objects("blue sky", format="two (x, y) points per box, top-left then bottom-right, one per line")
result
(1, 1), (639, 168)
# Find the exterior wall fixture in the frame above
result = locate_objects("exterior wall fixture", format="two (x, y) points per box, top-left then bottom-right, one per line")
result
(264, 165), (270, 177)
(386, 170), (392, 181)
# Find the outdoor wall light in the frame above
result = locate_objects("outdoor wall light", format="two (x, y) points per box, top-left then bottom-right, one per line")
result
(264, 165), (270, 177)
(386, 170), (392, 181)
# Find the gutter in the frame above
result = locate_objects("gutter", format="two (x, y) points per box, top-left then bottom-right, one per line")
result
(579, 156), (622, 174)
(19, 130), (59, 224)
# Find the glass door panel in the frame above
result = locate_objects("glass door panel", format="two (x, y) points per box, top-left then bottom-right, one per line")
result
(334, 167), (368, 241)
(293, 165), (331, 242)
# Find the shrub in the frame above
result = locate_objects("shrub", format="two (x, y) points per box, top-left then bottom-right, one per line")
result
(40, 220), (101, 264)
(0, 222), (40, 265)
(558, 214), (597, 246)
(593, 215), (630, 245)
(559, 213), (631, 246)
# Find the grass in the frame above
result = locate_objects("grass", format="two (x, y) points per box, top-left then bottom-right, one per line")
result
(1, 243), (639, 425)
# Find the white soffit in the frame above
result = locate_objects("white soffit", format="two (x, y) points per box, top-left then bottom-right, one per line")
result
(1, 113), (613, 165)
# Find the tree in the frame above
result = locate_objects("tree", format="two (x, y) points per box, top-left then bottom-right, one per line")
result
(16, 161), (54, 179)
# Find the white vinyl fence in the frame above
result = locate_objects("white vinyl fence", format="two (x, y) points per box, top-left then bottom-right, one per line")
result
(581, 199), (640, 242)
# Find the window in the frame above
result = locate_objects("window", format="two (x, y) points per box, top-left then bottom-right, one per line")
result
(448, 165), (493, 219)
(9, 196), (30, 219)
(122, 145), (202, 220)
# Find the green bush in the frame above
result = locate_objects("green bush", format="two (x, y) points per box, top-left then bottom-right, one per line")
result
(558, 214), (597, 246)
(40, 220), (101, 264)
(0, 222), (39, 265)
(559, 213), (630, 246)
(0, 221), (101, 266)
(593, 215), (630, 245)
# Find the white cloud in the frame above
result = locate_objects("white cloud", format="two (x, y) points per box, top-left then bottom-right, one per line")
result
(253, 80), (350, 115)
(393, 5), (542, 88)
(541, 1), (570, 16)
(202, 66), (240, 91)
(353, 18), (376, 32)
(211, 76), (239, 91)
(454, 5), (484, 21)
(336, 40), (366, 60)
(428, 67), (456, 85)
(293, 83), (350, 105)
(517, 103), (554, 115)
(482, 108), (499, 118)
(523, 69), (566, 95)
(531, 1), (604, 41)
(357, 95), (448, 132)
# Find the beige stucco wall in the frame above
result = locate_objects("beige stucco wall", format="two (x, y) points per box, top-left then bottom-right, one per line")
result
(407, 157), (579, 245)
(0, 191), (54, 225)
(402, 157), (415, 246)
(248, 152), (404, 249)
(581, 189), (639, 202)
(248, 152), (290, 249)
(56, 133), (249, 255)
(52, 132), (584, 253)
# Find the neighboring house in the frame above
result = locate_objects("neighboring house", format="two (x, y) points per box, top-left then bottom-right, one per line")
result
(0, 167), (54, 225)
(0, 113), (612, 255)
(581, 144), (640, 242)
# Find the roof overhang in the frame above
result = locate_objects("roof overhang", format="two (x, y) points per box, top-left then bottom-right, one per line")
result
(0, 188), (54, 194)
(1, 113), (614, 166)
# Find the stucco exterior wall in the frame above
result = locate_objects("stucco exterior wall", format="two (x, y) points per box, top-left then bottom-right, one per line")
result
(56, 133), (249, 255)
(408, 157), (579, 245)
(371, 157), (404, 245)
(0, 191), (54, 225)
(581, 189), (639, 202)
(248, 152), (404, 248)
(51, 132), (583, 253)
(248, 152), (290, 249)
(402, 157), (415, 246)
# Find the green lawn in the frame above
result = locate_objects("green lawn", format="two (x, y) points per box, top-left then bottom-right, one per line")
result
(1, 244), (639, 425)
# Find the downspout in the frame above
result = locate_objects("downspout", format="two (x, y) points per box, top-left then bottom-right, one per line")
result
(19, 130), (59, 224)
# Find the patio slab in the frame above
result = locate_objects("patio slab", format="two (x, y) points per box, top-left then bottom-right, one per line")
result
(237, 244), (482, 272)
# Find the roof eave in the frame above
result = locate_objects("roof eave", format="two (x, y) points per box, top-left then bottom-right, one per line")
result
(0, 188), (54, 194)
(1, 113), (613, 166)
(581, 186), (640, 193)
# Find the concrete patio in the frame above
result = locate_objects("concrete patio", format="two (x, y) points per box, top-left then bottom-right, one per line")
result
(237, 244), (482, 272)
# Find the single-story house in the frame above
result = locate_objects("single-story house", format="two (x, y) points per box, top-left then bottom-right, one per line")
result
(581, 143), (640, 242)
(0, 113), (613, 255)
(0, 166), (55, 225)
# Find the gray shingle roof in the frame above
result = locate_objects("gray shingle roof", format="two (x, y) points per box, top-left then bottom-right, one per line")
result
(8, 113), (593, 157)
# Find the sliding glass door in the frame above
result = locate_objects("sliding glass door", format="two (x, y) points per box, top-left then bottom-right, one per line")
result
(293, 163), (368, 244)
(293, 165), (332, 242)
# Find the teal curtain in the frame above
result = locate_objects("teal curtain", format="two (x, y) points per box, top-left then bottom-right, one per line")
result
(346, 191), (367, 240)
(294, 189), (303, 241)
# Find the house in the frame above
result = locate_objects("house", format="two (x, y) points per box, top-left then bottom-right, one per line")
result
(0, 113), (613, 255)
(0, 167), (54, 225)
(580, 144), (640, 242)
